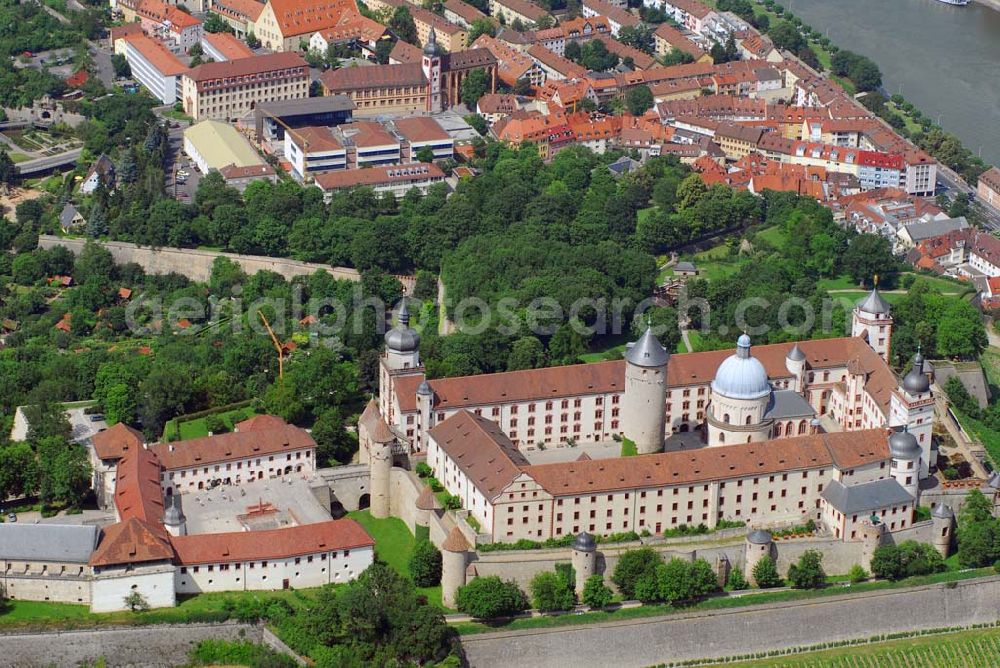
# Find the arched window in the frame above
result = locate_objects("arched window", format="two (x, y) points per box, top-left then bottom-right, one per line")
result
(746, 435), (752, 443)
(798, 420), (807, 435)
(746, 415), (753, 425)
(774, 423), (782, 437)
(723, 413), (730, 424)
(718, 432), (725, 443)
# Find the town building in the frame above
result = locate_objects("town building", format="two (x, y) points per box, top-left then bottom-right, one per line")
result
(117, 33), (189, 105)
(307, 13), (387, 59)
(527, 44), (587, 82)
(201, 31), (256, 62)
(978, 167), (1000, 210)
(444, 0), (491, 29)
(254, 95), (355, 141)
(0, 524), (98, 605)
(534, 16), (611, 56)
(183, 120), (269, 177)
(133, 0), (204, 51)
(80, 154), (116, 195)
(581, 0), (639, 36)
(489, 0), (551, 27)
(472, 34), (543, 89)
(209, 0), (266, 38)
(313, 162), (446, 198)
(653, 22), (709, 63)
(253, 0), (359, 52)
(321, 32), (496, 115)
(181, 52), (309, 121)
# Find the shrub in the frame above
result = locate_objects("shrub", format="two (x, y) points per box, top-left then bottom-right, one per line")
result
(727, 567), (748, 591)
(871, 541), (945, 580)
(554, 562), (575, 590)
(611, 548), (661, 599)
(530, 570), (576, 612)
(409, 539), (442, 587)
(188, 640), (298, 668)
(787, 550), (825, 589)
(415, 462), (432, 478)
(124, 590), (150, 612)
(443, 494), (461, 510)
(456, 576), (529, 619)
(993, 560), (1000, 574)
(752, 556), (782, 588)
(205, 414), (227, 434)
(582, 575), (613, 609)
(847, 564), (868, 584)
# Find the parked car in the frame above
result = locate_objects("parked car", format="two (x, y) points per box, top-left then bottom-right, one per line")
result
(89, 414), (104, 422)
(7, 513), (16, 523)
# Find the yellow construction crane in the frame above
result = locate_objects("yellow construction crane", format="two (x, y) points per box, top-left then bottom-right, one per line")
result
(258, 310), (284, 380)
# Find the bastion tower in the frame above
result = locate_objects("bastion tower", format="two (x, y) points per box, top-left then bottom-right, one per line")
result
(622, 327), (669, 455)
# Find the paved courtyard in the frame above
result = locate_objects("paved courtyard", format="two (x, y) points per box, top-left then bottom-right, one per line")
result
(521, 431), (707, 465)
(180, 475), (332, 535)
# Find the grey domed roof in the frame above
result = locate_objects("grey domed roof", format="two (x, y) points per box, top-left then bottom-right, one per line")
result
(932, 504), (954, 520)
(417, 380), (433, 396)
(786, 343), (806, 362)
(856, 287), (891, 315)
(902, 352), (930, 394)
(888, 428), (920, 459)
(423, 27), (441, 55)
(625, 327), (670, 368)
(385, 299), (420, 352)
(711, 335), (771, 400)
(747, 529), (772, 545)
(572, 532), (596, 552)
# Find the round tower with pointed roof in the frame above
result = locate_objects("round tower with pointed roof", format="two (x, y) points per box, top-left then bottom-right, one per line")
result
(852, 276), (893, 363)
(415, 379), (434, 450)
(931, 503), (954, 558)
(744, 529), (772, 586)
(571, 532), (597, 596)
(441, 526), (469, 608)
(622, 326), (669, 455)
(163, 494), (187, 537)
(785, 343), (807, 392)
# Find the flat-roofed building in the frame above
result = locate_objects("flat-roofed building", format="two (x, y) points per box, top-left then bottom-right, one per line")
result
(254, 95), (355, 140)
(314, 162), (446, 198)
(201, 31), (255, 62)
(181, 52), (309, 121)
(182, 120), (267, 177)
(118, 33), (189, 105)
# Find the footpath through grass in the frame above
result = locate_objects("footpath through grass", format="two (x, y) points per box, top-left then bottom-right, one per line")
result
(347, 510), (445, 609)
(453, 567), (990, 635)
(718, 625), (1000, 667)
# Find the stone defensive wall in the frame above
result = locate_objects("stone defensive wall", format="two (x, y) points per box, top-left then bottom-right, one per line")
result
(0, 622), (260, 667)
(461, 575), (1000, 668)
(37, 236), (363, 284)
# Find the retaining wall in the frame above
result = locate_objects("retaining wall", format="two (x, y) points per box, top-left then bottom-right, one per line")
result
(461, 575), (1000, 668)
(0, 622), (260, 668)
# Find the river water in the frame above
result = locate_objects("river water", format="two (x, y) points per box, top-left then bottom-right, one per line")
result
(786, 0), (1000, 166)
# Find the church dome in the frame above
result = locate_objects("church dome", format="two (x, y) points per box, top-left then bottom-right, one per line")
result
(888, 429), (920, 460)
(711, 334), (771, 400)
(902, 351), (930, 394)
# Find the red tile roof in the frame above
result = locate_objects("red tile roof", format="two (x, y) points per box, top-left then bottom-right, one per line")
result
(113, 446), (166, 529)
(266, 0), (359, 38)
(211, 0), (265, 21)
(202, 31), (255, 60)
(92, 422), (146, 461)
(149, 424), (316, 470)
(235, 414), (288, 432)
(170, 519), (373, 564)
(121, 33), (190, 77)
(524, 429), (890, 496)
(428, 410), (530, 500)
(89, 517), (174, 567)
(314, 162), (445, 191)
(185, 51), (307, 83)
(320, 62), (427, 90)
(397, 336), (897, 414)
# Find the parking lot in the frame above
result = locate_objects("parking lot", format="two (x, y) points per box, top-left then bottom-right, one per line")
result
(12, 48), (77, 78)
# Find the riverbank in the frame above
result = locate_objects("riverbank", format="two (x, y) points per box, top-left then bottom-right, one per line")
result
(974, 0), (1000, 13)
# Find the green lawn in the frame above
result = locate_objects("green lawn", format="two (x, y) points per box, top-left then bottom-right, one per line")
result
(681, 329), (703, 354)
(8, 152), (30, 163)
(753, 225), (787, 249)
(722, 625), (1000, 667)
(163, 404), (258, 441)
(347, 510), (445, 609)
